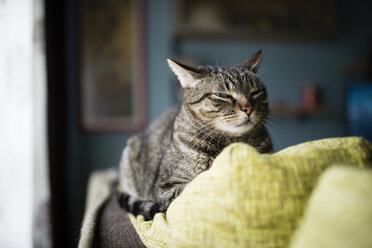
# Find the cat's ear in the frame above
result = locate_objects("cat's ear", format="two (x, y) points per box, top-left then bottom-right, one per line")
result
(167, 58), (200, 88)
(240, 50), (263, 72)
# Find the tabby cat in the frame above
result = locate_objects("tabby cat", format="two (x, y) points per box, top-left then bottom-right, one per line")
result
(119, 50), (272, 220)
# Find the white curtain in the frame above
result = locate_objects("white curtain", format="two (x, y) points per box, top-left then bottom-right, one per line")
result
(0, 0), (51, 247)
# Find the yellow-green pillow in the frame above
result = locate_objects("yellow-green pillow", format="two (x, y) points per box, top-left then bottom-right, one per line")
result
(129, 137), (372, 248)
(290, 166), (372, 248)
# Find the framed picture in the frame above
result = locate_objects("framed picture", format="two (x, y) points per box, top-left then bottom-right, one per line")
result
(78, 0), (147, 132)
(173, 0), (337, 41)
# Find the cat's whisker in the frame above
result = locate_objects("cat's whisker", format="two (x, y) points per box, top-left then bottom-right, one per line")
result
(197, 129), (219, 151)
(216, 132), (225, 149)
(186, 119), (219, 134)
(255, 66), (274, 79)
(195, 131), (213, 151)
(257, 65), (274, 74)
(266, 115), (287, 129)
(206, 128), (222, 151)
(265, 121), (281, 134)
(205, 130), (219, 150)
(190, 117), (233, 151)
(184, 126), (211, 146)
(260, 119), (283, 148)
(183, 120), (222, 147)
(262, 126), (280, 150)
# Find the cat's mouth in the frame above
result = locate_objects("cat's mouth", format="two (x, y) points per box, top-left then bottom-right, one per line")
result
(237, 118), (253, 127)
(214, 116), (256, 136)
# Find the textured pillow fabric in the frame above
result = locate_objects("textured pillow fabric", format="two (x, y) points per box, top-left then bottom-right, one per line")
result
(290, 166), (372, 248)
(129, 137), (372, 248)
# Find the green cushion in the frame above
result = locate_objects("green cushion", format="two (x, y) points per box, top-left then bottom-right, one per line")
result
(290, 166), (372, 248)
(129, 137), (372, 248)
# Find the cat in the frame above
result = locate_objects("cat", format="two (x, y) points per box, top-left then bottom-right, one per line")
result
(119, 50), (272, 220)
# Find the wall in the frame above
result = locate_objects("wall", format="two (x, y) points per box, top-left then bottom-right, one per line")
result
(64, 0), (372, 237)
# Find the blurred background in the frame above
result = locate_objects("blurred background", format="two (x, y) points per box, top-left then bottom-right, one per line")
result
(1, 0), (372, 247)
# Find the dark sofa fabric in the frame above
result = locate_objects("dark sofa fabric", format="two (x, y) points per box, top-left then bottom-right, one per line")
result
(96, 191), (145, 248)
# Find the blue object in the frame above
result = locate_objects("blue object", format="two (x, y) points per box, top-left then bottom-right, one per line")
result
(347, 82), (372, 142)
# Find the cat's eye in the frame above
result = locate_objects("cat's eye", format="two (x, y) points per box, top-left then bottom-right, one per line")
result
(214, 93), (231, 98)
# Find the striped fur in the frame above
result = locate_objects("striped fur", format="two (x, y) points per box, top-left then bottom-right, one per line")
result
(119, 51), (272, 219)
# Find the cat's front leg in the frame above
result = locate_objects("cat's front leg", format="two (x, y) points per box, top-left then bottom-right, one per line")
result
(158, 181), (187, 212)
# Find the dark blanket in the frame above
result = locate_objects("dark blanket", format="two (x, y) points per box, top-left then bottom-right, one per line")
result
(96, 191), (145, 248)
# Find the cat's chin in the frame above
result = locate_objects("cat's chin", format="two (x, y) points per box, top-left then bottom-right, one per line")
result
(215, 122), (255, 136)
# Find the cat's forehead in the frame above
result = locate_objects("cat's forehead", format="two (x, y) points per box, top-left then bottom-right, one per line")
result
(221, 66), (255, 78)
(201, 66), (256, 80)
(200, 65), (258, 90)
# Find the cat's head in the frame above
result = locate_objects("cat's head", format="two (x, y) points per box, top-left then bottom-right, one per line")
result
(167, 50), (269, 137)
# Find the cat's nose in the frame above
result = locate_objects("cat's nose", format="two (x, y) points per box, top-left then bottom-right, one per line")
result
(239, 105), (254, 116)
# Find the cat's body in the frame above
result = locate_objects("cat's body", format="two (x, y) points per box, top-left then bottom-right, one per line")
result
(119, 50), (272, 219)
